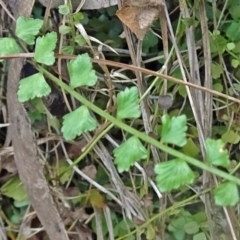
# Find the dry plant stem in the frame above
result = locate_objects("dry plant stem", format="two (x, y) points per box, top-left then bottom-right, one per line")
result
(57, 5), (73, 113)
(74, 10), (146, 220)
(38, 0), (118, 9)
(199, 0), (212, 142)
(0, 214), (7, 240)
(164, 2), (207, 152)
(54, 130), (123, 206)
(219, 61), (239, 240)
(4, 52), (240, 104)
(56, 127), (146, 220)
(0, 0), (15, 21)
(0, 135), (61, 157)
(198, 1), (221, 239)
(158, 2), (169, 239)
(7, 1), (69, 240)
(94, 207), (104, 240)
(214, 16), (238, 240)
(83, 133), (146, 220)
(179, 0), (205, 152)
(180, 0), (214, 237)
(118, 0), (160, 164)
(106, 134), (162, 199)
(89, 57), (240, 103)
(103, 207), (114, 240)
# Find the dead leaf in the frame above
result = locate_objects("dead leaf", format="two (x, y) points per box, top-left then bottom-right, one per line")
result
(67, 139), (87, 158)
(116, 6), (159, 40)
(70, 208), (90, 222)
(125, 0), (164, 7)
(0, 155), (17, 174)
(116, 0), (164, 40)
(82, 165), (97, 179)
(142, 194), (153, 207)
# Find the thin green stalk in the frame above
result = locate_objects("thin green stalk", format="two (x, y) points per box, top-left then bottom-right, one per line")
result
(60, 123), (114, 176)
(38, 66), (240, 186)
(116, 187), (211, 240)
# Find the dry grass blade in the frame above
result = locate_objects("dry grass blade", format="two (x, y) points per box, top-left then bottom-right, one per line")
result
(93, 207), (104, 240)
(103, 206), (114, 240)
(74, 19), (147, 221)
(0, 0), (15, 21)
(118, 0), (160, 165)
(0, 215), (7, 240)
(85, 134), (146, 220)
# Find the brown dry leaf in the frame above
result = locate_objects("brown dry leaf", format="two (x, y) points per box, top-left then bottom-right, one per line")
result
(82, 165), (97, 179)
(142, 194), (153, 207)
(70, 208), (90, 222)
(67, 139), (87, 159)
(125, 0), (164, 7)
(0, 155), (17, 174)
(116, 6), (159, 40)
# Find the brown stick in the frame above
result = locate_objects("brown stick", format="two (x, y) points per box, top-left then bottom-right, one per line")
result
(7, 1), (69, 240)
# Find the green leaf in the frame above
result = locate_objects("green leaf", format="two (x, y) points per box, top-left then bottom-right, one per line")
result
(34, 32), (57, 65)
(229, 4), (240, 20)
(75, 35), (87, 46)
(226, 22), (240, 42)
(213, 83), (223, 92)
(1, 175), (28, 202)
(155, 159), (195, 192)
(14, 199), (29, 208)
(59, 25), (71, 35)
(67, 53), (97, 88)
(211, 63), (223, 79)
(184, 221), (199, 235)
(58, 159), (73, 184)
(48, 115), (61, 129)
(73, 12), (84, 23)
(214, 182), (239, 206)
(178, 84), (187, 97)
(226, 42), (235, 51)
(15, 16), (43, 45)
(58, 4), (70, 15)
(222, 130), (240, 144)
(116, 87), (141, 119)
(168, 216), (187, 240)
(17, 73), (51, 102)
(114, 136), (148, 173)
(142, 31), (158, 53)
(205, 138), (230, 167)
(61, 106), (97, 140)
(193, 232), (207, 240)
(62, 45), (74, 54)
(231, 59), (240, 68)
(182, 138), (200, 157)
(192, 212), (207, 224)
(209, 33), (227, 54)
(146, 225), (156, 240)
(0, 38), (21, 56)
(11, 210), (24, 224)
(161, 114), (187, 147)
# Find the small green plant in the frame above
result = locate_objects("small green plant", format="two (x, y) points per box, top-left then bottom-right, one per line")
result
(1, 14), (239, 208)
